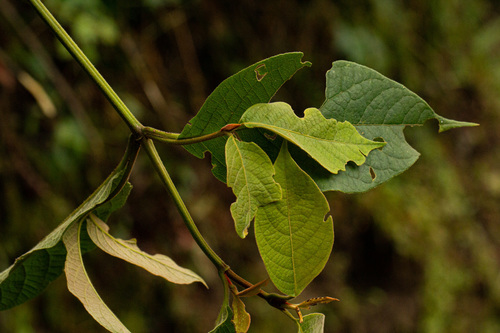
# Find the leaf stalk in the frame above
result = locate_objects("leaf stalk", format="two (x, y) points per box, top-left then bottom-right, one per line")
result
(142, 124), (242, 145)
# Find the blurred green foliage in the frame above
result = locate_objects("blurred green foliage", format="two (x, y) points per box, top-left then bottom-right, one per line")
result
(0, 0), (498, 332)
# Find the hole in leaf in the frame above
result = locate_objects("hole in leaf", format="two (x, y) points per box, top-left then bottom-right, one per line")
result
(369, 167), (376, 181)
(372, 137), (386, 150)
(255, 64), (268, 81)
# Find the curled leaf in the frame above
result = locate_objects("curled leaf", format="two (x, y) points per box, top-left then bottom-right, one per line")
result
(63, 221), (131, 333)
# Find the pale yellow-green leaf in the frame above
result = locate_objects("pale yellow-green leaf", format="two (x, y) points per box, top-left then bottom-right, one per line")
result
(87, 214), (206, 287)
(225, 136), (282, 238)
(63, 220), (130, 333)
(232, 296), (251, 333)
(240, 102), (385, 174)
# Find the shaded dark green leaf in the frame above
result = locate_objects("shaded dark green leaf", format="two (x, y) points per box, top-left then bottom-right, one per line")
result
(179, 52), (311, 182)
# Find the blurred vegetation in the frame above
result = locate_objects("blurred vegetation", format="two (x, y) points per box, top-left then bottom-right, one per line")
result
(0, 0), (498, 332)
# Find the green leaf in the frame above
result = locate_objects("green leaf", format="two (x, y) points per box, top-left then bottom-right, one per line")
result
(255, 143), (334, 297)
(210, 304), (235, 333)
(241, 102), (385, 174)
(317, 60), (478, 192)
(296, 313), (326, 333)
(63, 220), (130, 333)
(0, 138), (139, 310)
(179, 52), (311, 182)
(225, 135), (282, 238)
(93, 182), (133, 221)
(231, 296), (251, 333)
(87, 214), (206, 286)
(210, 273), (236, 333)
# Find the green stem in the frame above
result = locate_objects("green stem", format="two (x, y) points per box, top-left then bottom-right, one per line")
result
(28, 0), (143, 134)
(142, 138), (228, 270)
(143, 124), (242, 145)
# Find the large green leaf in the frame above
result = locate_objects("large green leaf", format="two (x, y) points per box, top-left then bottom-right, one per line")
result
(255, 143), (334, 297)
(63, 220), (130, 333)
(241, 102), (385, 174)
(179, 52), (311, 182)
(317, 61), (478, 192)
(87, 214), (206, 286)
(296, 313), (326, 333)
(0, 138), (139, 310)
(225, 135), (282, 238)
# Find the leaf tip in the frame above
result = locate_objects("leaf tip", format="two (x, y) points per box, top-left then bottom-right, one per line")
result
(436, 115), (479, 133)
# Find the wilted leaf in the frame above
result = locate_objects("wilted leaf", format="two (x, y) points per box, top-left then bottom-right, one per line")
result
(179, 52), (311, 182)
(87, 215), (206, 286)
(255, 143), (334, 296)
(63, 221), (130, 333)
(316, 60), (478, 192)
(225, 136), (281, 238)
(240, 102), (385, 174)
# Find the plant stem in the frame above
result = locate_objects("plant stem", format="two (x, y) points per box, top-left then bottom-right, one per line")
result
(142, 138), (228, 270)
(142, 124), (242, 145)
(28, 0), (143, 135)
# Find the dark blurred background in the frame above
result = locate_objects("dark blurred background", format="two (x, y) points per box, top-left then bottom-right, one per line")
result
(0, 0), (498, 332)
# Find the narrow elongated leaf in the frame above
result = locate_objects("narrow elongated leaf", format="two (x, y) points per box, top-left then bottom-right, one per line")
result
(296, 313), (326, 333)
(63, 221), (130, 333)
(241, 102), (385, 174)
(179, 52), (311, 182)
(225, 135), (282, 238)
(0, 138), (139, 310)
(87, 215), (206, 286)
(317, 60), (478, 192)
(255, 143), (334, 296)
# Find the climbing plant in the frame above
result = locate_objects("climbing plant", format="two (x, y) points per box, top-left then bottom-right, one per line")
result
(0, 1), (477, 332)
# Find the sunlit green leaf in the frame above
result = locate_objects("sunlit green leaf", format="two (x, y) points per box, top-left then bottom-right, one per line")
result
(179, 52), (311, 182)
(225, 135), (281, 238)
(63, 220), (130, 333)
(255, 143), (334, 296)
(241, 102), (385, 174)
(87, 214), (206, 286)
(296, 313), (325, 333)
(316, 60), (478, 192)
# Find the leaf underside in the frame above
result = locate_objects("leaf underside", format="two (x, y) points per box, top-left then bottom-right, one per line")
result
(225, 135), (282, 238)
(63, 221), (130, 333)
(0, 176), (132, 310)
(179, 52), (311, 182)
(316, 60), (477, 193)
(87, 215), (206, 286)
(255, 143), (334, 297)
